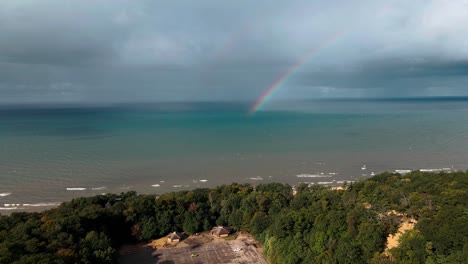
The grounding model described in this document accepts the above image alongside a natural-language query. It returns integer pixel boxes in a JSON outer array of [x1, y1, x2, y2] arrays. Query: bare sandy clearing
[[385, 213, 417, 254], [120, 232, 267, 264]]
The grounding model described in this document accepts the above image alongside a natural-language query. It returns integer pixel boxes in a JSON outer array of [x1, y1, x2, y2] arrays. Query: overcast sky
[[1, 0, 468, 104]]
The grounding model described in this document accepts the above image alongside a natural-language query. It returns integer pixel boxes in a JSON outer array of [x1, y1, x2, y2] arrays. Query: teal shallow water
[[1, 99, 468, 210]]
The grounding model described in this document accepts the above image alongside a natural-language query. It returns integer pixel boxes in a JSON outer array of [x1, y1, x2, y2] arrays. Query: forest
[[0, 171, 467, 263]]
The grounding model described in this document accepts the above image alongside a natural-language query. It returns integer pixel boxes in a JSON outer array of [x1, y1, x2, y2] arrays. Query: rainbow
[[248, 32, 344, 114]]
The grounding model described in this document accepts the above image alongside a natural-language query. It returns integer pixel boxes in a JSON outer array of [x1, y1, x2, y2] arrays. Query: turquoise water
[[1, 98, 468, 210]]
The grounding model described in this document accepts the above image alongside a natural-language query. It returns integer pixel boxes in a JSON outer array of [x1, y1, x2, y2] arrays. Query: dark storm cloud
[[293, 59, 468, 90], [1, 0, 468, 103], [0, 1, 122, 66]]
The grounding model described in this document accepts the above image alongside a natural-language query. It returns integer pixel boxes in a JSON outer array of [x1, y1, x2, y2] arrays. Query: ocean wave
[[91, 186, 106, 190], [0, 207, 20, 210], [2, 202, 61, 209], [4, 203, 21, 207], [297, 174, 332, 178], [66, 187, 87, 191], [151, 184, 160, 187], [248, 177, 263, 181], [335, 180, 353, 184], [172, 185, 182, 188], [0, 192, 12, 197], [317, 182, 334, 185], [313, 162, 326, 165], [22, 202, 61, 207], [199, 179, 208, 183], [419, 168, 451, 172]]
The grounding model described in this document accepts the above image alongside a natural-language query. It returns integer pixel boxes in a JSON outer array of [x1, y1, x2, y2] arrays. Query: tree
[[390, 230, 426, 264]]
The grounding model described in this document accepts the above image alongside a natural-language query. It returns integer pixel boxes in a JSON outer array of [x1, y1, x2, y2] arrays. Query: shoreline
[[1, 167, 462, 214]]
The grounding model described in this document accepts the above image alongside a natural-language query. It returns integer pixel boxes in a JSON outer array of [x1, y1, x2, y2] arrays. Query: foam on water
[[395, 169, 412, 174], [1, 202, 61, 210], [419, 168, 452, 172], [0, 207, 19, 210], [297, 174, 332, 178], [66, 187, 87, 191], [91, 186, 106, 190], [22, 202, 61, 207], [0, 192, 12, 197]]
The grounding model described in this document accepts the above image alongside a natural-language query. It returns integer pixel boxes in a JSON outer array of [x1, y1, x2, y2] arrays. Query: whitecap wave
[[22, 202, 61, 207], [395, 169, 411, 174], [172, 185, 182, 188], [3, 203, 21, 207], [297, 174, 332, 178], [1, 202, 61, 210], [151, 184, 160, 187], [317, 182, 334, 185], [0, 207, 20, 210], [66, 187, 87, 191], [199, 179, 208, 183], [313, 162, 326, 165], [420, 168, 449, 172], [91, 186, 106, 190], [0, 192, 12, 197], [248, 177, 263, 181]]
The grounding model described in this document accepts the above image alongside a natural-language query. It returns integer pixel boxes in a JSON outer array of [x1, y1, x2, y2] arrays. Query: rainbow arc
[[248, 32, 344, 115]]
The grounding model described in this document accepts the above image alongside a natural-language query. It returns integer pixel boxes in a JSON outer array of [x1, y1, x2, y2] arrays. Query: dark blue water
[[1, 98, 468, 211]]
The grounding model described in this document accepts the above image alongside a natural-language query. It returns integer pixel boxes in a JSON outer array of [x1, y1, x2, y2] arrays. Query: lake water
[[1, 98, 468, 211]]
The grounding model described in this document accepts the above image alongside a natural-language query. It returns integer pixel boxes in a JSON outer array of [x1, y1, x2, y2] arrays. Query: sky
[[1, 0, 468, 104]]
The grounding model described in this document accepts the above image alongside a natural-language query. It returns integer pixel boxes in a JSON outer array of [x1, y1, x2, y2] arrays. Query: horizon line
[[1, 95, 468, 108]]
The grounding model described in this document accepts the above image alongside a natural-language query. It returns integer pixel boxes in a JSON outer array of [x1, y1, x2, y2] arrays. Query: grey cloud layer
[[1, 0, 467, 103]]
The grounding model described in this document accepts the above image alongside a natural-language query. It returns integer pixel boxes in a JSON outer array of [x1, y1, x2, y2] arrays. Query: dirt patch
[[120, 232, 268, 264], [183, 233, 214, 247], [384, 213, 417, 254], [147, 237, 169, 249], [119, 242, 155, 263]]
